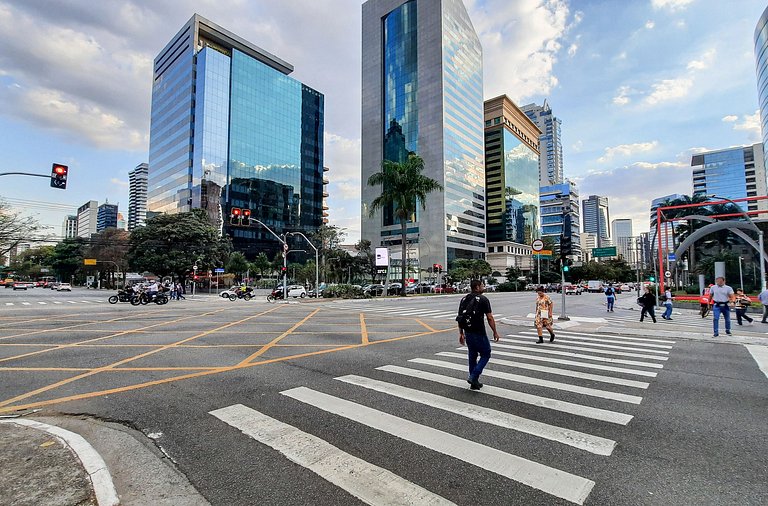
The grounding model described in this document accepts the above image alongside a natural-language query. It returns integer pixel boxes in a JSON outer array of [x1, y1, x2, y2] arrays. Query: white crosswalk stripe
[[5, 303, 12, 306], [483, 349, 658, 377], [537, 329, 675, 346], [464, 345, 665, 369], [210, 404, 456, 506], [515, 333, 670, 354], [281, 386, 596, 505], [37, 302, 47, 305], [497, 339, 669, 361]]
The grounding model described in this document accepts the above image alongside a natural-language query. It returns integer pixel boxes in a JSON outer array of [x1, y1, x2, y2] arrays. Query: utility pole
[[558, 212, 572, 321]]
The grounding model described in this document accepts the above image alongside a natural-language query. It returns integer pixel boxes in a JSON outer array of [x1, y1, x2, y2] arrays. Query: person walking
[[176, 282, 186, 300], [661, 288, 674, 320], [638, 286, 657, 323], [734, 288, 754, 326], [604, 283, 616, 312], [534, 286, 555, 343], [708, 276, 735, 337], [759, 286, 768, 323], [456, 280, 501, 390]]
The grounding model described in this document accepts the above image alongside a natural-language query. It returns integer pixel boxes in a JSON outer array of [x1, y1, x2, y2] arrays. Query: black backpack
[[456, 295, 481, 330], [605, 287, 614, 296]]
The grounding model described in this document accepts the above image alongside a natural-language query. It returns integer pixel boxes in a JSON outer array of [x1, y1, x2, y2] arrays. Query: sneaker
[[726, 331, 732, 335], [470, 379, 483, 390], [713, 334, 719, 337]]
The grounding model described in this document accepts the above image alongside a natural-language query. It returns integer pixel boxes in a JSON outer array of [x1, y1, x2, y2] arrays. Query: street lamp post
[[738, 256, 744, 290], [251, 218, 288, 300], [286, 231, 319, 298]]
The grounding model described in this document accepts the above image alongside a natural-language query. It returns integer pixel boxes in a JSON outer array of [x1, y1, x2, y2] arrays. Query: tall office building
[[76, 201, 98, 238], [539, 181, 581, 259], [484, 95, 541, 245], [691, 144, 767, 211], [611, 218, 633, 261], [582, 195, 611, 247], [520, 100, 563, 186], [61, 215, 78, 239], [147, 14, 324, 257], [128, 163, 148, 231], [361, 0, 485, 273], [755, 5, 768, 158], [96, 202, 118, 232], [650, 193, 683, 257]]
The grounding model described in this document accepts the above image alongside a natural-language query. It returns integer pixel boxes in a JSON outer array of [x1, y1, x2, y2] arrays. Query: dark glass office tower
[[147, 14, 324, 257]]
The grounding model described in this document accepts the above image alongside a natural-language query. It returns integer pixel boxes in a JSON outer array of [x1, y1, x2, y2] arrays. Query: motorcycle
[[108, 289, 133, 304], [266, 288, 285, 302], [229, 287, 253, 301], [132, 290, 169, 305]]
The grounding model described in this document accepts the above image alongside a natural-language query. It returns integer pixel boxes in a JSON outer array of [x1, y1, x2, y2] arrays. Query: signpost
[[592, 246, 617, 258], [531, 240, 544, 285], [531, 239, 544, 252], [665, 270, 671, 279]]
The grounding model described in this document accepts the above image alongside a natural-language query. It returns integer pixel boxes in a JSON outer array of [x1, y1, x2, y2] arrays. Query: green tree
[[0, 200, 48, 261], [127, 210, 231, 281], [11, 245, 55, 278], [355, 239, 377, 282], [367, 154, 443, 295], [50, 238, 87, 282], [251, 252, 271, 278], [85, 228, 130, 288], [226, 252, 250, 282]]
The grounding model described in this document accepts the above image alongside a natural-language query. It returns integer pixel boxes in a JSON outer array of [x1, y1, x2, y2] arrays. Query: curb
[[0, 418, 119, 506]]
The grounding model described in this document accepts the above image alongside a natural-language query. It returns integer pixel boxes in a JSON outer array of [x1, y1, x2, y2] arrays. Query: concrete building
[[76, 201, 98, 238], [96, 202, 118, 232], [520, 100, 563, 186], [580, 232, 598, 262], [322, 166, 330, 225], [582, 195, 611, 247], [361, 0, 485, 275], [147, 14, 324, 258], [755, 5, 768, 159], [691, 144, 767, 212], [61, 215, 78, 239], [128, 163, 148, 231], [611, 218, 633, 261], [539, 181, 581, 259], [484, 95, 541, 247], [116, 213, 128, 231], [486, 241, 533, 277]]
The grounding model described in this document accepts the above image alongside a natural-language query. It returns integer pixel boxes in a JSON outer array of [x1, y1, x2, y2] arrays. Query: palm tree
[[367, 153, 443, 295]]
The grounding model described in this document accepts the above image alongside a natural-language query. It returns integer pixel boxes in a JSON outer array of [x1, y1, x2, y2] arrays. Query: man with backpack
[[456, 280, 501, 390], [604, 283, 616, 312]]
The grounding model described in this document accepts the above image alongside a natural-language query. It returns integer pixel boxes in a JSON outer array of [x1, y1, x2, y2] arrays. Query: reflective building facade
[[691, 144, 767, 212], [521, 100, 563, 186], [755, 5, 768, 158], [147, 14, 324, 257], [582, 195, 611, 248], [362, 0, 484, 274], [539, 182, 582, 259], [96, 202, 118, 233], [484, 95, 541, 245]]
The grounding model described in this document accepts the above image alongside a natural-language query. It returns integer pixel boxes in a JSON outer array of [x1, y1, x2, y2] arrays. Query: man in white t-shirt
[[708, 277, 735, 337]]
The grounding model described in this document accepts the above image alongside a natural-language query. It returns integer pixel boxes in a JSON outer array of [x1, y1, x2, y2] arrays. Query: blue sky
[[0, 0, 765, 243]]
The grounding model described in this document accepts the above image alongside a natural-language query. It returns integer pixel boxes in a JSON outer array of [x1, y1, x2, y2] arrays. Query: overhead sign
[[214, 268, 225, 273], [531, 239, 544, 252], [375, 247, 389, 267], [667, 253, 677, 261], [592, 247, 617, 258], [83, 258, 97, 266], [533, 250, 553, 256]]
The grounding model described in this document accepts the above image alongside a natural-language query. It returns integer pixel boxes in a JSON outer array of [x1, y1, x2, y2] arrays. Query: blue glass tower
[[148, 14, 324, 257], [755, 5, 768, 158]]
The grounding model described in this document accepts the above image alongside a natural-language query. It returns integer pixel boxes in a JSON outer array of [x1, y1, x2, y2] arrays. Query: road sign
[[668, 253, 677, 261], [214, 268, 225, 273], [193, 265, 198, 271], [83, 258, 97, 266], [531, 239, 544, 252], [533, 250, 553, 256], [592, 246, 617, 258], [665, 270, 672, 278]]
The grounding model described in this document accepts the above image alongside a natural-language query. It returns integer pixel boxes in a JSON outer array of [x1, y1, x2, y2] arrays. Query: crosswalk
[[2, 299, 103, 307], [210, 327, 676, 504], [600, 310, 744, 332], [325, 302, 511, 321]]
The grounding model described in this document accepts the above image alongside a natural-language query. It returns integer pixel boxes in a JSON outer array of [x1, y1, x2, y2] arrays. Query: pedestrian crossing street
[[210, 328, 677, 505], [325, 302, 512, 321]]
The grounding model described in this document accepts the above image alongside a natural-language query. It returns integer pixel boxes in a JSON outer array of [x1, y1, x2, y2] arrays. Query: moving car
[[434, 284, 455, 294], [56, 283, 72, 291], [4, 278, 14, 288], [286, 285, 307, 298], [13, 281, 32, 290], [564, 284, 582, 295], [587, 280, 603, 293]]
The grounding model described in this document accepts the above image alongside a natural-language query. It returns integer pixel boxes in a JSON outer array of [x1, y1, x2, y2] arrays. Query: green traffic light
[[649, 276, 656, 282], [563, 266, 569, 272]]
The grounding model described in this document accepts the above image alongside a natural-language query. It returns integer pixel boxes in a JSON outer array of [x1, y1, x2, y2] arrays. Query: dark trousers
[[465, 332, 491, 382], [762, 305, 768, 323], [640, 306, 656, 323], [735, 308, 753, 325]]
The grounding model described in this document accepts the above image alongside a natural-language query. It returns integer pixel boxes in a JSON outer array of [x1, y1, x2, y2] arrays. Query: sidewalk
[[0, 414, 209, 506]]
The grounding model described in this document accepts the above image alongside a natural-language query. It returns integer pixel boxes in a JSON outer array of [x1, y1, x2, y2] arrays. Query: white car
[[564, 284, 579, 295], [287, 285, 307, 298], [57, 283, 72, 291]]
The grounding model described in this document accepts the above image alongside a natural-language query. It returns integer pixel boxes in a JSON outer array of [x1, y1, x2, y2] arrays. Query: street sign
[[83, 258, 97, 266], [533, 250, 553, 256], [592, 246, 617, 258], [214, 268, 225, 273], [531, 239, 544, 252], [665, 271, 672, 278], [668, 253, 677, 261], [193, 265, 198, 271]]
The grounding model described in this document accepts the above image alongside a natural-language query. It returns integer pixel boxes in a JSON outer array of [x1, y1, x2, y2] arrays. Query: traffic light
[[433, 263, 442, 272], [50, 163, 68, 189], [230, 207, 242, 225], [560, 236, 573, 257], [649, 275, 656, 282], [280, 266, 287, 274], [563, 258, 573, 272], [242, 208, 252, 225]]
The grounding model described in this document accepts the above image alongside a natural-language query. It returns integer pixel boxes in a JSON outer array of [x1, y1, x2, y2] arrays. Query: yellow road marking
[[0, 326, 451, 414], [237, 308, 320, 365], [415, 319, 438, 332], [360, 313, 368, 344]]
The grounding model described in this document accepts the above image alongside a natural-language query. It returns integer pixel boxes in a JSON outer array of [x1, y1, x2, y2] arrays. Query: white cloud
[[572, 140, 583, 152], [645, 20, 655, 29], [598, 141, 659, 163], [721, 115, 739, 123], [644, 77, 694, 105], [324, 133, 360, 183], [110, 177, 130, 188], [567, 43, 578, 57], [613, 85, 633, 106], [686, 48, 716, 70], [651, 0, 695, 11], [731, 110, 762, 143]]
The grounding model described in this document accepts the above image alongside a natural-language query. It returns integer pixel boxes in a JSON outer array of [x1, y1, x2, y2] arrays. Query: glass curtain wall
[[501, 129, 539, 244]]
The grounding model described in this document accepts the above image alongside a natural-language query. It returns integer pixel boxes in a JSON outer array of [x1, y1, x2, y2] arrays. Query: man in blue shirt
[[604, 283, 616, 312], [708, 277, 735, 337]]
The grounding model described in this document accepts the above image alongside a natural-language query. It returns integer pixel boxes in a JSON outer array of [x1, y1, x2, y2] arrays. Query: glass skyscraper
[[582, 195, 611, 248], [128, 163, 148, 231], [484, 95, 540, 245], [540, 182, 581, 258], [96, 202, 119, 232], [755, 5, 768, 158], [147, 14, 324, 257], [362, 0, 484, 274], [520, 100, 563, 186], [691, 144, 767, 212]]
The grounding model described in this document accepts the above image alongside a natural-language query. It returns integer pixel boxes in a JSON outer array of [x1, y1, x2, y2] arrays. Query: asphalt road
[[0, 288, 766, 505]]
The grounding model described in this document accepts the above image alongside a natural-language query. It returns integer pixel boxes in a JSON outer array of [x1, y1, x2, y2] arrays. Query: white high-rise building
[[61, 215, 77, 239], [521, 100, 563, 186], [128, 163, 148, 231], [582, 195, 611, 248], [76, 201, 98, 238], [611, 218, 633, 261]]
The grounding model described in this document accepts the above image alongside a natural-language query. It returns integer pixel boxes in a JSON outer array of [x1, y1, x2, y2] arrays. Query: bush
[[496, 282, 519, 292], [323, 284, 365, 299], [684, 285, 700, 294]]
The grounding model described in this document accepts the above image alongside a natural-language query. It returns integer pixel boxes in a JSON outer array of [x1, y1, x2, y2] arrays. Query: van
[[587, 280, 603, 293]]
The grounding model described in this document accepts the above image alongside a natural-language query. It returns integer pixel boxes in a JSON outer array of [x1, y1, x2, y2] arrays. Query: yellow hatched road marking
[[237, 309, 320, 365]]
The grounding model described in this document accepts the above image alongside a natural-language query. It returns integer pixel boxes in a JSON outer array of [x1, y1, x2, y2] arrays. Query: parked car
[[56, 283, 72, 291], [387, 283, 403, 295], [587, 280, 603, 293], [50, 282, 60, 290], [564, 284, 581, 295], [13, 281, 32, 290], [620, 284, 630, 292], [363, 284, 385, 296], [3, 278, 14, 288], [406, 282, 432, 294], [434, 284, 455, 294], [286, 285, 306, 298]]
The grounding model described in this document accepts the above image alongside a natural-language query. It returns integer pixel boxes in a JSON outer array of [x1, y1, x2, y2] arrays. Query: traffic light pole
[[251, 218, 288, 300], [559, 265, 569, 321]]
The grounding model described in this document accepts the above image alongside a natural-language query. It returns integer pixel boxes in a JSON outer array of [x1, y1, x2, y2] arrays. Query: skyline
[[0, 0, 765, 243]]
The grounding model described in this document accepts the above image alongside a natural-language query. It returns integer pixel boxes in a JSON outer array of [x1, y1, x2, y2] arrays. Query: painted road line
[[519, 330, 674, 351], [497, 340, 668, 361], [1, 418, 119, 506], [537, 330, 675, 345], [4, 303, 12, 306], [53, 301, 62, 304], [745, 345, 768, 380], [210, 404, 455, 506], [475, 349, 658, 378], [336, 375, 616, 456], [480, 344, 664, 369], [281, 387, 595, 505], [21, 302, 31, 306], [377, 365, 633, 425], [37, 302, 47, 305], [68, 301, 78, 304], [435, 352, 650, 389], [507, 333, 672, 355], [80, 301, 92, 304], [409, 359, 643, 404]]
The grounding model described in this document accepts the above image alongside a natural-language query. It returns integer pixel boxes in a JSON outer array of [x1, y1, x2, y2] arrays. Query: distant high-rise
[[361, 0, 485, 271], [539, 181, 581, 259], [76, 201, 98, 238], [650, 194, 683, 256], [521, 100, 563, 186], [484, 95, 541, 245], [128, 163, 148, 231], [691, 144, 767, 211], [582, 195, 610, 247], [147, 14, 324, 258], [96, 202, 118, 232], [611, 218, 633, 261], [754, 5, 768, 158], [61, 215, 78, 239]]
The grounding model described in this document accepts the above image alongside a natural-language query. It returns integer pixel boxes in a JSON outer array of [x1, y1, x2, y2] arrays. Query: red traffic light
[[53, 165, 67, 175], [243, 209, 251, 217], [231, 208, 242, 216], [50, 163, 68, 190]]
